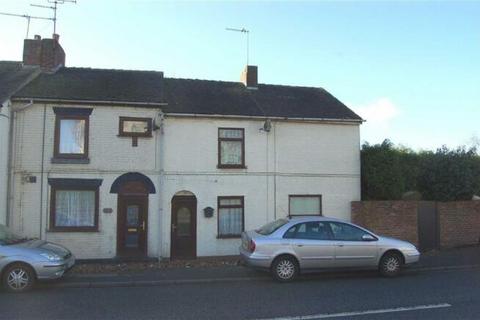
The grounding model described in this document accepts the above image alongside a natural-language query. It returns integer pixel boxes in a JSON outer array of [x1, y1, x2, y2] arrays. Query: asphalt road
[[1, 268, 479, 320]]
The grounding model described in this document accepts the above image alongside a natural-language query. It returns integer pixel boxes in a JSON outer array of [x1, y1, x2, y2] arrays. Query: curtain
[[219, 207, 243, 235], [60, 119, 85, 154], [290, 196, 321, 215], [220, 141, 242, 164], [55, 190, 95, 227]]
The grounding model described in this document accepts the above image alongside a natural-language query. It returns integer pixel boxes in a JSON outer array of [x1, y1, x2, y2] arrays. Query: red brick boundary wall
[[351, 201, 419, 246], [439, 201, 480, 248], [352, 201, 480, 249]]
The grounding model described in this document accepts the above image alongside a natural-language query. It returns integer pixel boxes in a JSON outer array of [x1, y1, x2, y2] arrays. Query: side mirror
[[362, 234, 376, 241]]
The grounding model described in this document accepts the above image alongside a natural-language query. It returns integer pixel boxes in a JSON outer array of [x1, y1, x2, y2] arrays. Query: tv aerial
[[226, 27, 250, 65], [0, 12, 53, 38], [30, 0, 77, 35]]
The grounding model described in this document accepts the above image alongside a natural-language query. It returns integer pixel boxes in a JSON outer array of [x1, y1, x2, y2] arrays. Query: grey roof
[[163, 78, 362, 121], [14, 66, 362, 121], [14, 67, 164, 104], [0, 61, 39, 104]]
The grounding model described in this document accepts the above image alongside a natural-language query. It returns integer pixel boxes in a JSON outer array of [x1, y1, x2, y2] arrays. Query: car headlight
[[40, 253, 62, 262]]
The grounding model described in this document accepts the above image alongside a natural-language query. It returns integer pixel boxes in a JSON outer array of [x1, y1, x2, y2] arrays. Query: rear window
[[256, 219, 289, 235]]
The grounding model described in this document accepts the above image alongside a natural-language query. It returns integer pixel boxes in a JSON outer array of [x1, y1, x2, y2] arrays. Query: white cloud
[[349, 98, 401, 144], [353, 98, 400, 125]]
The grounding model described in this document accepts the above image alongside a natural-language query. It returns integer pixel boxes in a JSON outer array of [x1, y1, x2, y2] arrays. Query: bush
[[361, 140, 480, 201]]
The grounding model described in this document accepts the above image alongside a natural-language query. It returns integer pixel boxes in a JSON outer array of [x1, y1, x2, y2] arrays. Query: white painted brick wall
[[10, 102, 361, 259], [10, 102, 161, 259], [0, 102, 10, 225], [160, 117, 361, 257]]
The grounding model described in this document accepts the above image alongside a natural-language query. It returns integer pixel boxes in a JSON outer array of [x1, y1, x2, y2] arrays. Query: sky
[[0, 0, 479, 151]]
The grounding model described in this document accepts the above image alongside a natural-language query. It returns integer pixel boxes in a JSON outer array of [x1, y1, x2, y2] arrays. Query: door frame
[[117, 194, 149, 257], [170, 195, 197, 259]]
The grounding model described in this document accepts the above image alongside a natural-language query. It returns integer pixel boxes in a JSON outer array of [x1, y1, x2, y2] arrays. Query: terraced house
[[2, 35, 363, 260]]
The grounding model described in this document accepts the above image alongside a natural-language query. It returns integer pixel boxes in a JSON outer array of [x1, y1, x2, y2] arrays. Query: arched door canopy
[[110, 172, 156, 194]]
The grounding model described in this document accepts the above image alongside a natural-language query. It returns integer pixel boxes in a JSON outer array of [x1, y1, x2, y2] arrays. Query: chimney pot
[[53, 34, 60, 42], [241, 65, 258, 89], [34, 35, 41, 40]]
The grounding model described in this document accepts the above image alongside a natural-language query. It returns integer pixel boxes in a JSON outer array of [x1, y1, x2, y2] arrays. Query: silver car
[[0, 224, 75, 292], [240, 216, 420, 282]]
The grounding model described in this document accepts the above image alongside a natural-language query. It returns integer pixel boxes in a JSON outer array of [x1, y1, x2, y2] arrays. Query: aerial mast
[[31, 0, 76, 35], [226, 27, 250, 65]]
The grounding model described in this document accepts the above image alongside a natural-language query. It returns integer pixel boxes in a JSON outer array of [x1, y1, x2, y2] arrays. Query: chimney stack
[[23, 34, 65, 72], [241, 65, 258, 89]]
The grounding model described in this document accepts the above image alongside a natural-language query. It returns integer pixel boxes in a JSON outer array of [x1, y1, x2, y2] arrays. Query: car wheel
[[272, 256, 299, 282], [2, 263, 36, 293], [379, 252, 403, 277]]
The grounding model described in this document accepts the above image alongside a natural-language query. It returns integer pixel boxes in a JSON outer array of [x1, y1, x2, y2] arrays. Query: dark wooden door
[[417, 201, 438, 252], [171, 196, 197, 259], [117, 196, 148, 257]]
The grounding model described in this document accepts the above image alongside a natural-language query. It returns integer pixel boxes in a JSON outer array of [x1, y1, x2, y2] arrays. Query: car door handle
[[296, 244, 304, 247], [337, 244, 344, 247]]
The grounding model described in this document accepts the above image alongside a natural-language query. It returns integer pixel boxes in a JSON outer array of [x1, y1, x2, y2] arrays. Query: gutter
[[12, 97, 167, 108], [164, 112, 364, 124]]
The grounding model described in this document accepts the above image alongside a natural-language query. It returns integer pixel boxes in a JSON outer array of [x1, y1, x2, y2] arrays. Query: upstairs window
[[119, 117, 152, 137], [53, 107, 92, 160], [289, 195, 322, 216], [218, 128, 245, 168]]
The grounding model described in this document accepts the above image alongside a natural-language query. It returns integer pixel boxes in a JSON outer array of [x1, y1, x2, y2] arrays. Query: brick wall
[[352, 201, 419, 246], [439, 201, 480, 248]]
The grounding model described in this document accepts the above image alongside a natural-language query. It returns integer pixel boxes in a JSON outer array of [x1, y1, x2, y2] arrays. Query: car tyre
[[271, 255, 299, 282], [2, 263, 36, 293], [379, 252, 403, 277]]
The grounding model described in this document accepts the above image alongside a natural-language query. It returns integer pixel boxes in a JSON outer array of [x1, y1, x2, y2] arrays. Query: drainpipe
[[157, 110, 165, 258], [38, 104, 47, 239], [6, 100, 33, 227]]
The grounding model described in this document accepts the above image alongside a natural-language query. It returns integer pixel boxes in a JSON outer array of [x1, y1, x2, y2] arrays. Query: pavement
[[41, 245, 480, 289]]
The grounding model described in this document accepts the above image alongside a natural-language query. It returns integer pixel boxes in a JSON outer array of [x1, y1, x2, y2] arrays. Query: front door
[[117, 196, 148, 257], [171, 196, 197, 259]]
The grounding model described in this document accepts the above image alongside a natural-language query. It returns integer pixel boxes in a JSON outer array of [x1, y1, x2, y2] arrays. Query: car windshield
[[256, 219, 289, 235], [0, 224, 27, 245]]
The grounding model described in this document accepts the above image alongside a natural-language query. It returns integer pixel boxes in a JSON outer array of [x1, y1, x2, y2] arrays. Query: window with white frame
[[217, 196, 244, 237], [289, 195, 322, 216]]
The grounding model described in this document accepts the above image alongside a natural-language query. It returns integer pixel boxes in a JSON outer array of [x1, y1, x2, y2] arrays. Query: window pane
[[177, 207, 192, 237], [290, 222, 331, 240], [55, 190, 95, 227], [59, 119, 85, 154], [329, 222, 367, 241], [219, 207, 243, 235], [122, 120, 149, 133], [219, 198, 242, 206], [219, 129, 243, 139], [290, 196, 321, 215], [220, 141, 242, 165]]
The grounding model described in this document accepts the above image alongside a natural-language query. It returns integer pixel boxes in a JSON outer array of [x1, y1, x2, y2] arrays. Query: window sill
[[48, 227, 99, 233], [217, 165, 247, 169], [117, 134, 152, 138], [51, 158, 90, 164], [217, 235, 242, 239]]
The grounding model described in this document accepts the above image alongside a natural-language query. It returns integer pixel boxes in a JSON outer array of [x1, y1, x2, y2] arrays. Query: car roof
[[287, 215, 347, 223]]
